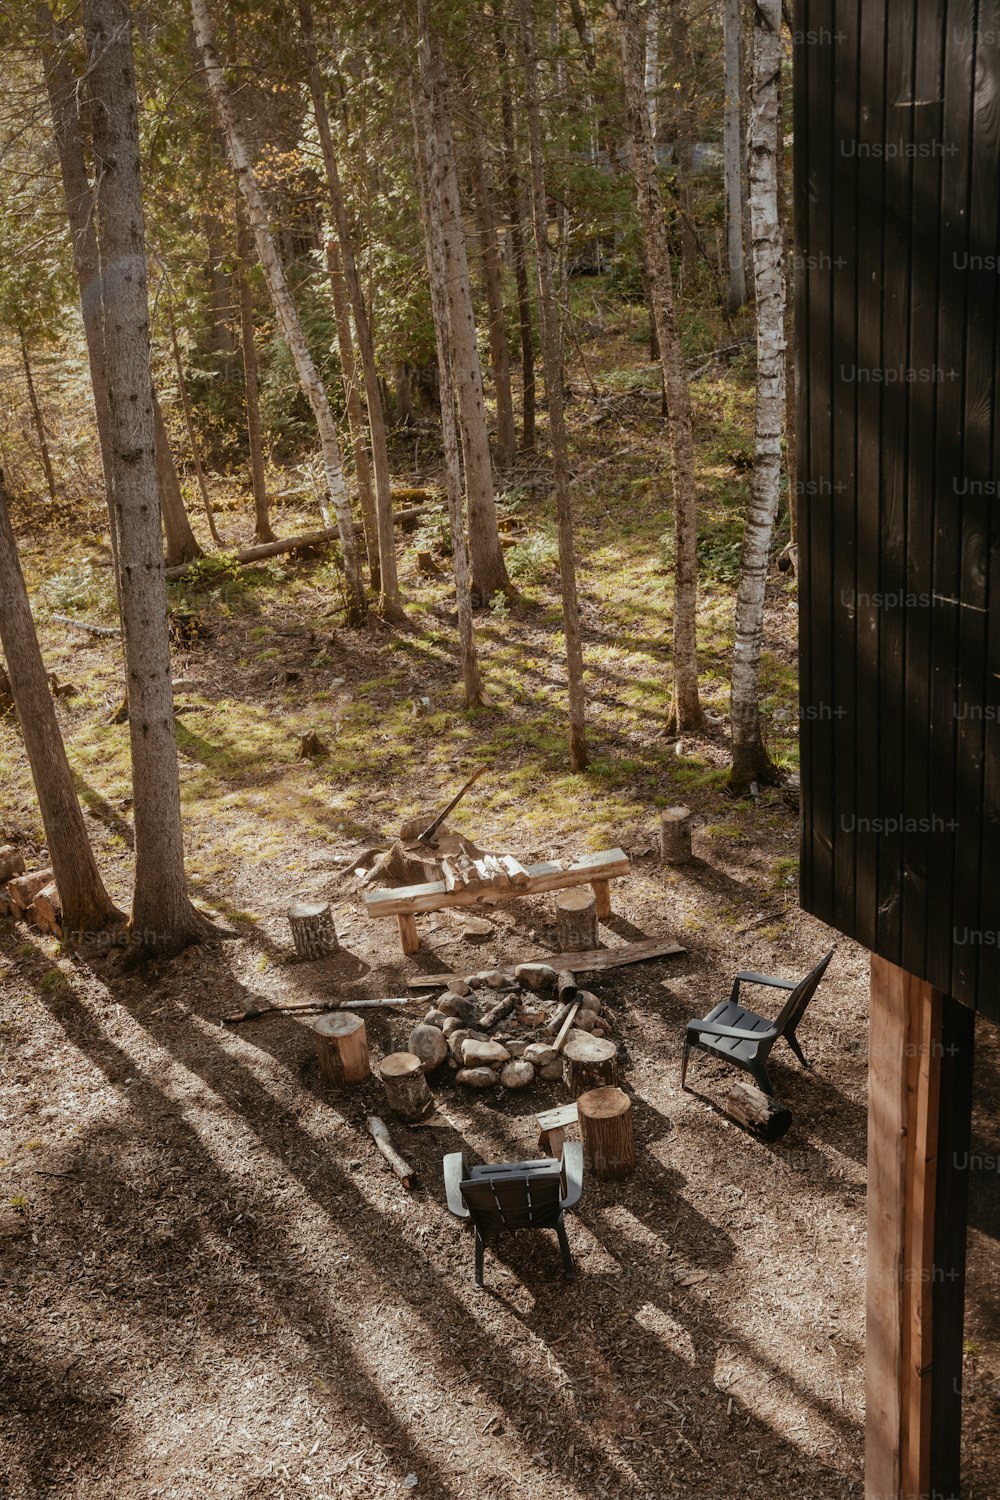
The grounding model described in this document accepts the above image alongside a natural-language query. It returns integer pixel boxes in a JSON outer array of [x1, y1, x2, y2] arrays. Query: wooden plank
[[364, 849, 630, 918], [902, 982, 941, 1500], [404, 935, 686, 987]]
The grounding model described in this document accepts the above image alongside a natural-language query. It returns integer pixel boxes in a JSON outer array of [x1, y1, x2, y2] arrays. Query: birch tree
[[189, 0, 367, 623], [723, 0, 747, 311], [618, 0, 702, 731], [729, 0, 786, 789], [84, 0, 207, 956], [417, 0, 511, 605], [234, 204, 275, 544], [0, 479, 122, 941], [519, 0, 587, 769]]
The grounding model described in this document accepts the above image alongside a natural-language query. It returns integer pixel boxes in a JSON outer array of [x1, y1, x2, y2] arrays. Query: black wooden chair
[[681, 949, 834, 1096], [443, 1144, 584, 1288]]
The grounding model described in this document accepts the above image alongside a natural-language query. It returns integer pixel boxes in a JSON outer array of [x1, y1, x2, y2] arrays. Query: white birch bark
[[619, 0, 703, 730], [729, 0, 786, 788], [644, 0, 659, 140], [723, 0, 747, 311], [189, 0, 367, 624]]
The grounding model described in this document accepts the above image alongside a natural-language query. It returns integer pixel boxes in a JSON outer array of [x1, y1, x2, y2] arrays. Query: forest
[[0, 1, 997, 1498]]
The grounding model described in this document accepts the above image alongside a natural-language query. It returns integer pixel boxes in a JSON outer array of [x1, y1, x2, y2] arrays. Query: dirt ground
[[3, 813, 998, 1499]]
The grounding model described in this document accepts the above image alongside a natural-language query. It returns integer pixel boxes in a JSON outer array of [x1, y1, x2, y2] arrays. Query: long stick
[[221, 997, 410, 1025], [366, 1115, 417, 1189]]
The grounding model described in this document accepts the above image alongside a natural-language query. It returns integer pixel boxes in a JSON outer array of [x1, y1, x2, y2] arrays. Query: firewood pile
[[0, 846, 61, 936], [403, 961, 615, 1093]]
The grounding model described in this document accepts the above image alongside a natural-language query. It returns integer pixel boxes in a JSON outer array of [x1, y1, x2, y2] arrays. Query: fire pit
[[403, 961, 617, 1092]]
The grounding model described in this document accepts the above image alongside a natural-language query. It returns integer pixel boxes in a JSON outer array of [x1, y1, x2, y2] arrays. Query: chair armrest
[[443, 1152, 470, 1218], [735, 970, 798, 990], [560, 1141, 584, 1210], [686, 1017, 779, 1043]]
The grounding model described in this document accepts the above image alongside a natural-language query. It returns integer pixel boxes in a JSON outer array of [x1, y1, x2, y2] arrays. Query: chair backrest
[[460, 1163, 563, 1234], [774, 948, 834, 1036]]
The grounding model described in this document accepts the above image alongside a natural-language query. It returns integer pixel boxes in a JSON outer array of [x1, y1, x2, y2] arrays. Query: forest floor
[[1, 295, 998, 1498]]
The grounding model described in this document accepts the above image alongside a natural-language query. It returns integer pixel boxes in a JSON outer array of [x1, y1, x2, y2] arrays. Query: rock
[[539, 1058, 565, 1082], [448, 1056, 460, 1071], [407, 1023, 449, 1072], [505, 1040, 527, 1057], [441, 1017, 464, 1037], [461, 916, 494, 939], [577, 991, 601, 1014], [573, 1010, 596, 1032], [500, 1059, 535, 1090], [438, 994, 479, 1024], [456, 1066, 497, 1089], [467, 971, 493, 986], [461, 1038, 510, 1069], [483, 969, 509, 988], [523, 1043, 558, 1068], [423, 1008, 449, 1027], [446, 978, 472, 996], [448, 1028, 473, 1057], [515, 962, 559, 990]]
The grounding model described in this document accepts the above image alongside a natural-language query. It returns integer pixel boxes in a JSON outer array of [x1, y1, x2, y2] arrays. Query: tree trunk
[[153, 388, 201, 567], [644, 0, 659, 139], [519, 0, 588, 769], [496, 26, 536, 452], [469, 139, 517, 468], [666, 0, 697, 288], [167, 303, 221, 545], [325, 234, 380, 590], [0, 478, 121, 941], [18, 329, 58, 503], [723, 0, 747, 311], [297, 0, 403, 622], [235, 203, 275, 543], [729, 0, 786, 791], [777, 64, 796, 544], [189, 0, 366, 624], [417, 3, 511, 605], [411, 79, 487, 708], [202, 211, 236, 374], [619, 0, 702, 731], [84, 0, 207, 957]]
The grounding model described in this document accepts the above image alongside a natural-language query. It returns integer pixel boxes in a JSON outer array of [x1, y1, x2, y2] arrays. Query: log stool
[[556, 887, 599, 950], [287, 900, 339, 959], [578, 1086, 635, 1180], [562, 1033, 620, 1096], [378, 1051, 434, 1121], [660, 806, 694, 864], [313, 1011, 369, 1086]]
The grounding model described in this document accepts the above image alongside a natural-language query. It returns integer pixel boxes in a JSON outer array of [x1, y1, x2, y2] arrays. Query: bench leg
[[591, 879, 612, 920], [397, 913, 420, 954]]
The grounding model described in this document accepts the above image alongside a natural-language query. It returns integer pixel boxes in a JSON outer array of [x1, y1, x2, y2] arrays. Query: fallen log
[[52, 614, 121, 637], [164, 509, 436, 581], [0, 846, 26, 884], [7, 869, 53, 915], [722, 1082, 792, 1142], [406, 936, 686, 988], [366, 1115, 418, 1189]]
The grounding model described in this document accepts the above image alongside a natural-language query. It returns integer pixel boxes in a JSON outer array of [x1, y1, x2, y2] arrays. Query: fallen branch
[[366, 1115, 417, 1190], [221, 997, 411, 1026], [52, 614, 121, 637], [164, 506, 437, 581]]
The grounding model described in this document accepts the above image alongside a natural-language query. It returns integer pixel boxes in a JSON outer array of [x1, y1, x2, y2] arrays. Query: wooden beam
[[866, 956, 974, 1500], [404, 935, 686, 987]]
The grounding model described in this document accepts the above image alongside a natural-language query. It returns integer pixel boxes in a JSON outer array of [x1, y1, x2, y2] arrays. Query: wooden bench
[[364, 847, 630, 955]]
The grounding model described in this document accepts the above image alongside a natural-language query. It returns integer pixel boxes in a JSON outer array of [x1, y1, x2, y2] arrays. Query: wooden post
[[562, 1033, 619, 1096], [397, 912, 420, 954], [313, 1011, 369, 1085], [287, 900, 339, 958], [556, 886, 598, 950], [378, 1051, 434, 1121], [659, 806, 693, 863], [865, 956, 974, 1500], [590, 877, 612, 919], [578, 1086, 635, 1180]]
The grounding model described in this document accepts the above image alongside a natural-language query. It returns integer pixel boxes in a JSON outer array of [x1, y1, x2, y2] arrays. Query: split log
[[456, 853, 484, 890], [483, 855, 510, 890], [366, 1115, 418, 1188], [500, 855, 531, 888], [660, 806, 694, 864], [7, 869, 53, 914], [563, 1033, 620, 1097], [397, 912, 420, 954], [556, 887, 598, 951], [441, 858, 461, 893], [0, 846, 26, 884], [313, 1011, 369, 1085], [287, 900, 339, 959], [379, 1051, 434, 1121], [578, 1086, 635, 1180], [30, 881, 62, 937], [722, 1081, 792, 1142]]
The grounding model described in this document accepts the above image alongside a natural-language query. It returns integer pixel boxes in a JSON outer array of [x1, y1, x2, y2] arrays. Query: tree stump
[[287, 900, 339, 959], [660, 806, 694, 864], [314, 1011, 369, 1086], [556, 887, 598, 951], [562, 1033, 620, 1096], [722, 1081, 792, 1142], [578, 1086, 635, 1180], [378, 1051, 434, 1121]]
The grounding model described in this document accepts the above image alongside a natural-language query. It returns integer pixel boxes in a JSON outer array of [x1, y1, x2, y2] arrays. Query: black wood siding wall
[[795, 0, 1000, 1023]]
